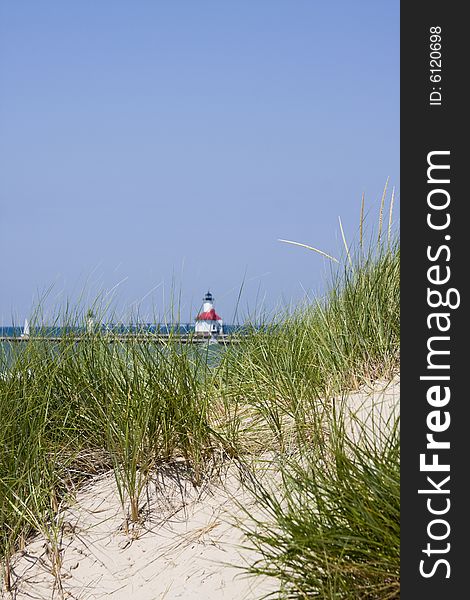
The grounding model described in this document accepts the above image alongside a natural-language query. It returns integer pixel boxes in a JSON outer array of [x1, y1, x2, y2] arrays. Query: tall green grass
[[218, 238, 399, 457], [0, 323, 230, 590], [229, 192, 400, 598], [241, 411, 400, 599]]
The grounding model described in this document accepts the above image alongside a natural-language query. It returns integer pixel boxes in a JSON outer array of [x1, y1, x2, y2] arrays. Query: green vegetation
[[0, 197, 399, 598], [240, 401, 400, 600]]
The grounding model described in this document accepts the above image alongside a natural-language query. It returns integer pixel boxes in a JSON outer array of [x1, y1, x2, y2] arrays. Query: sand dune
[[4, 378, 399, 600]]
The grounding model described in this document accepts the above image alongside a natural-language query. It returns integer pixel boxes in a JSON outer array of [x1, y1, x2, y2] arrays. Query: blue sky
[[0, 1, 399, 324]]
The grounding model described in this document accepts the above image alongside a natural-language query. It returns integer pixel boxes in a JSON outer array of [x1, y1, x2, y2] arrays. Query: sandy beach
[[3, 379, 398, 600]]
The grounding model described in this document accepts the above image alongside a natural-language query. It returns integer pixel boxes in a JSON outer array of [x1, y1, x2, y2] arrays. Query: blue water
[[0, 323, 251, 374]]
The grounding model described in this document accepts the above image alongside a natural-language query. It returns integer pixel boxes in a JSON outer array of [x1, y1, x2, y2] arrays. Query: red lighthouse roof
[[196, 308, 222, 321]]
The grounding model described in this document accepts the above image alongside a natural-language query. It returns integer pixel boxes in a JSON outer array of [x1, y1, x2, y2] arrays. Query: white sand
[[340, 375, 399, 444], [3, 378, 399, 600], [6, 466, 278, 600]]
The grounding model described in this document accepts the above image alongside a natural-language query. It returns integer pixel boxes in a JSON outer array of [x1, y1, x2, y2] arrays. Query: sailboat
[[21, 318, 30, 338]]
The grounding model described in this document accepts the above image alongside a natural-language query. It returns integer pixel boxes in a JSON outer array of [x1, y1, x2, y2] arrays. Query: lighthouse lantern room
[[195, 291, 223, 336]]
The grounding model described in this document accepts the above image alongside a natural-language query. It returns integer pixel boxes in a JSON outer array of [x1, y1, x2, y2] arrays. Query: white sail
[[21, 318, 30, 338]]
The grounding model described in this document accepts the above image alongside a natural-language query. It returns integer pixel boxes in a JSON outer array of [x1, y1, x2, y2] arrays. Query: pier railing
[[0, 333, 243, 345]]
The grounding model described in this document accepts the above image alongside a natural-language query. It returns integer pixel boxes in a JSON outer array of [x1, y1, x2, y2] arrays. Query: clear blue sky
[[0, 0, 399, 325]]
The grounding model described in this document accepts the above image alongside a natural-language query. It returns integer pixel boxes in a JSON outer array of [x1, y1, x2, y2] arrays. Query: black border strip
[[401, 3, 466, 597]]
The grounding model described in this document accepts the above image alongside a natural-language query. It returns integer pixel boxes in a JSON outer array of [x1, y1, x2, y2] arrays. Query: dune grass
[[224, 196, 400, 598], [239, 395, 400, 600], [223, 193, 400, 598], [1, 197, 399, 598], [0, 329, 229, 591]]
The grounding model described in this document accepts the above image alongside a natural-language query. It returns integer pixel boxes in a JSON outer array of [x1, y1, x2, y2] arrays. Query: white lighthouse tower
[[195, 291, 223, 336]]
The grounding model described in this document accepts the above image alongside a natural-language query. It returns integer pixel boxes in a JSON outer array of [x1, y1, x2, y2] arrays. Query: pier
[[0, 333, 242, 345]]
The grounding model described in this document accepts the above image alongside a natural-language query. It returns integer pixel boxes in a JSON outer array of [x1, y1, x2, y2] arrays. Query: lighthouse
[[195, 291, 223, 336]]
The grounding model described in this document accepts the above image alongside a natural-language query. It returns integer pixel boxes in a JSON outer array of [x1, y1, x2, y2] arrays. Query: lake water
[[0, 323, 247, 374]]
